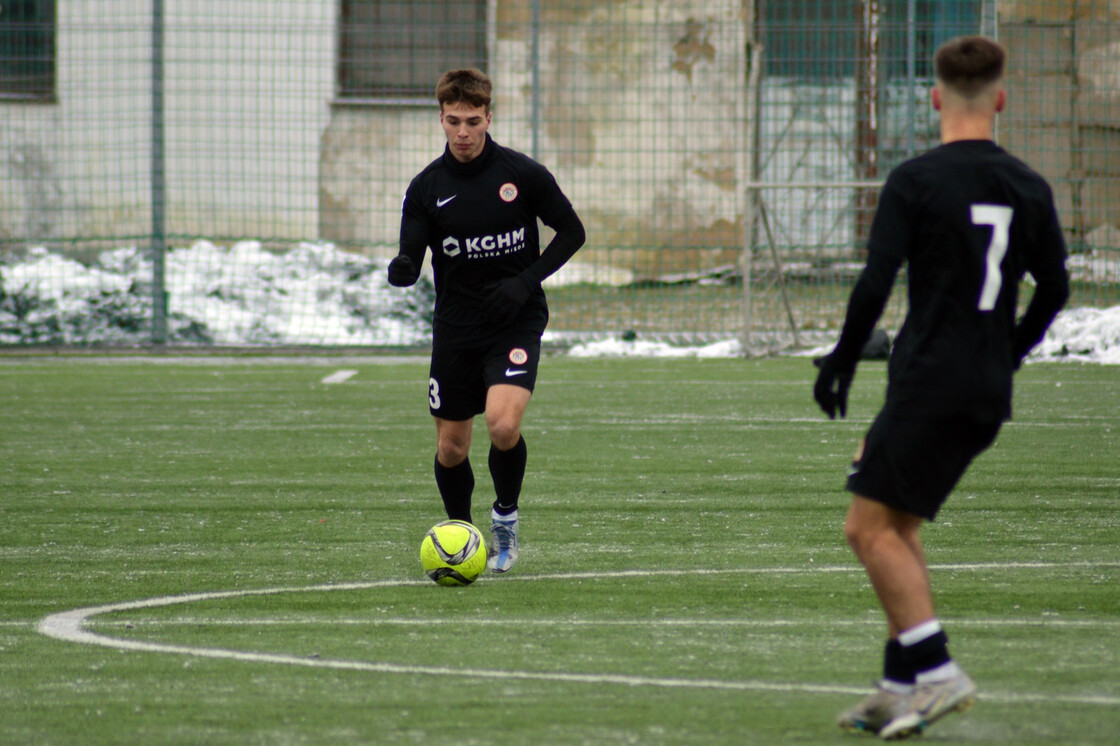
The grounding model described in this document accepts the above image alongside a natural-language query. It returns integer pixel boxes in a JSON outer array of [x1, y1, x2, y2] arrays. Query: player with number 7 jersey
[[840, 138, 1069, 422], [812, 36, 1069, 741]]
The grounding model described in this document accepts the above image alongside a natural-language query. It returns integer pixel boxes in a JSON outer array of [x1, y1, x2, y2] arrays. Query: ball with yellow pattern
[[419, 520, 487, 586]]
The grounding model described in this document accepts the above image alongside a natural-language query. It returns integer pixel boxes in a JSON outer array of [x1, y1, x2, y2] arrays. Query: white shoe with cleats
[[879, 671, 977, 741], [487, 512, 519, 573], [838, 682, 912, 734]]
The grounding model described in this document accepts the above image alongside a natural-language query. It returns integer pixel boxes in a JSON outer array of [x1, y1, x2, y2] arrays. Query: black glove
[[481, 274, 538, 326], [813, 353, 855, 420], [387, 255, 419, 287]]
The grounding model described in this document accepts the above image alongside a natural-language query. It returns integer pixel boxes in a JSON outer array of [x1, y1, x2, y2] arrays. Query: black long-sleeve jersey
[[833, 139, 1069, 422], [398, 134, 585, 348]]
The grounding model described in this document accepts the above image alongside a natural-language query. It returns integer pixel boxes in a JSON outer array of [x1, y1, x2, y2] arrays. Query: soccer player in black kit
[[812, 37, 1068, 739], [387, 69, 585, 574]]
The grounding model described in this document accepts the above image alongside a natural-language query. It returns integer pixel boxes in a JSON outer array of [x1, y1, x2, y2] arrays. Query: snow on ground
[[1031, 306, 1120, 364], [566, 337, 746, 359], [569, 307, 1120, 365], [1, 242, 435, 347], [1, 242, 1118, 364]]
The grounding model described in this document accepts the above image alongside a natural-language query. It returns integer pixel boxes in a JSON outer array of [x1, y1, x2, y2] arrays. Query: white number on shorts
[[428, 377, 441, 409], [971, 204, 1013, 312]]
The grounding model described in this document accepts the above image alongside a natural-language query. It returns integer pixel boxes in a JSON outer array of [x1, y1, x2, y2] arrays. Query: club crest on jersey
[[508, 348, 528, 365], [499, 183, 518, 202]]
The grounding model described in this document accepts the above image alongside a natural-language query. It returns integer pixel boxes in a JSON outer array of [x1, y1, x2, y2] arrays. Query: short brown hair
[[436, 68, 492, 112], [935, 36, 1006, 96]]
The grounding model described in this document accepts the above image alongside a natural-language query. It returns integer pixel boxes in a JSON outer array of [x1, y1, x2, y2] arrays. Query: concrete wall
[[0, 1, 334, 256], [0, 1, 150, 251], [2, 1, 1117, 262], [1000, 0, 1120, 247], [319, 0, 746, 274]]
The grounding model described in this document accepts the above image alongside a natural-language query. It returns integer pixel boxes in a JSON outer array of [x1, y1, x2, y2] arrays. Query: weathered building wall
[[319, 0, 746, 275], [3, 1, 1116, 262], [0, 2, 150, 253], [1000, 0, 1120, 248], [0, 1, 335, 256]]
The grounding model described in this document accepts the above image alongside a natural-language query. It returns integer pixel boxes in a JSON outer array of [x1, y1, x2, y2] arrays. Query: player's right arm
[[813, 174, 907, 418], [389, 182, 430, 287], [813, 246, 901, 418], [832, 171, 911, 370], [831, 248, 901, 369]]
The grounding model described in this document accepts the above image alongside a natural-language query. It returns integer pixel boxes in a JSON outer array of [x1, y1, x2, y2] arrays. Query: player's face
[[440, 101, 491, 163]]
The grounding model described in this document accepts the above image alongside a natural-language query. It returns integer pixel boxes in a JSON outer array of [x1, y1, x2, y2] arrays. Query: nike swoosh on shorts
[[505, 369, 528, 377]]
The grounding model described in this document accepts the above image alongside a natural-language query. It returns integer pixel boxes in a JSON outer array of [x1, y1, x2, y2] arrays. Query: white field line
[[320, 369, 358, 384], [80, 618, 1120, 629], [35, 564, 1120, 707]]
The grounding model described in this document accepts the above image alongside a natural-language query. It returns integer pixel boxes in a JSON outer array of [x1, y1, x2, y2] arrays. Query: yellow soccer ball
[[419, 520, 487, 586]]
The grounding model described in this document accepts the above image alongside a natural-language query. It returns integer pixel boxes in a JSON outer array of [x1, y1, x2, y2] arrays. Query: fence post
[[855, 0, 881, 254], [741, 41, 762, 352], [530, 0, 541, 161], [150, 0, 168, 345]]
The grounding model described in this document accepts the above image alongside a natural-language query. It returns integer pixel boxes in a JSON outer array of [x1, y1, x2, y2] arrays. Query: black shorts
[[846, 412, 1002, 521], [427, 331, 542, 420]]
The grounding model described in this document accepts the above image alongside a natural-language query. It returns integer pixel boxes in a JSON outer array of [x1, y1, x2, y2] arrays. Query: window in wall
[[339, 0, 488, 100], [761, 0, 980, 81], [0, 0, 55, 100]]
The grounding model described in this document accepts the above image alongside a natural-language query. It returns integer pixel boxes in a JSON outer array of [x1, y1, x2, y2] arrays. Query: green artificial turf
[[1, 355, 1117, 745]]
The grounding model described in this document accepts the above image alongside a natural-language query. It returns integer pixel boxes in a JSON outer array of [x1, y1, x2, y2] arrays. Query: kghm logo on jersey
[[442, 227, 526, 258], [509, 348, 528, 365], [499, 183, 518, 202]]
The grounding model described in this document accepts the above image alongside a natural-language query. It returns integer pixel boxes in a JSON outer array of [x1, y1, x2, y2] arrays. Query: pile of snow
[[567, 337, 744, 359], [1068, 247, 1120, 286], [0, 242, 434, 346], [2, 242, 1118, 364], [544, 260, 635, 288], [1031, 306, 1120, 364], [568, 307, 1120, 365]]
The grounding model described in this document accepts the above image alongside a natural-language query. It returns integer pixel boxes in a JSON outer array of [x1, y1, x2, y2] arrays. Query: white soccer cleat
[[487, 512, 519, 573], [879, 671, 977, 741], [837, 682, 912, 734]]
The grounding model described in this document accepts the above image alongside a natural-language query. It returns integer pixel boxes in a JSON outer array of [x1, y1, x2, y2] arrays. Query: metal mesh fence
[[0, 1, 1116, 348]]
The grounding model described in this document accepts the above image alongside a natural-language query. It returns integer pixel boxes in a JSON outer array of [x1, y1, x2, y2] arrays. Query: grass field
[[2, 354, 1118, 745]]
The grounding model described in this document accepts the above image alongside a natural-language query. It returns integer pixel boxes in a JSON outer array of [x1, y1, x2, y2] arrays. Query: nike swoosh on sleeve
[[505, 369, 528, 377]]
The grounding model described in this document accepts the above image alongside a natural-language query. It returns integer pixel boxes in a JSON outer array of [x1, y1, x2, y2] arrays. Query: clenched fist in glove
[[387, 255, 420, 287], [813, 353, 855, 420], [482, 274, 539, 326]]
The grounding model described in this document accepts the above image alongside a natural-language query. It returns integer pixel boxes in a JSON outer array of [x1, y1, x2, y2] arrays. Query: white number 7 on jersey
[[971, 204, 1013, 311]]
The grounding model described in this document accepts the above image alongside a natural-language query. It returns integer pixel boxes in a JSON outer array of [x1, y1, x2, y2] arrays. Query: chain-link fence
[[1, 1, 1117, 348]]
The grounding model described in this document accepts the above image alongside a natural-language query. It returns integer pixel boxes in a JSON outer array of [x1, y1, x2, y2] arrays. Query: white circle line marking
[[80, 617, 1120, 630], [36, 565, 1120, 707]]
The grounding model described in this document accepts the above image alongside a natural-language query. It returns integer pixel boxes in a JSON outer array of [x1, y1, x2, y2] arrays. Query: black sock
[[489, 436, 526, 516], [900, 628, 951, 678], [434, 455, 474, 523], [883, 638, 915, 686]]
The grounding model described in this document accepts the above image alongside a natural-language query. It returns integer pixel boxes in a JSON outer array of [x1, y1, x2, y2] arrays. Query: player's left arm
[[519, 164, 586, 286], [481, 164, 585, 324], [1012, 198, 1070, 367]]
